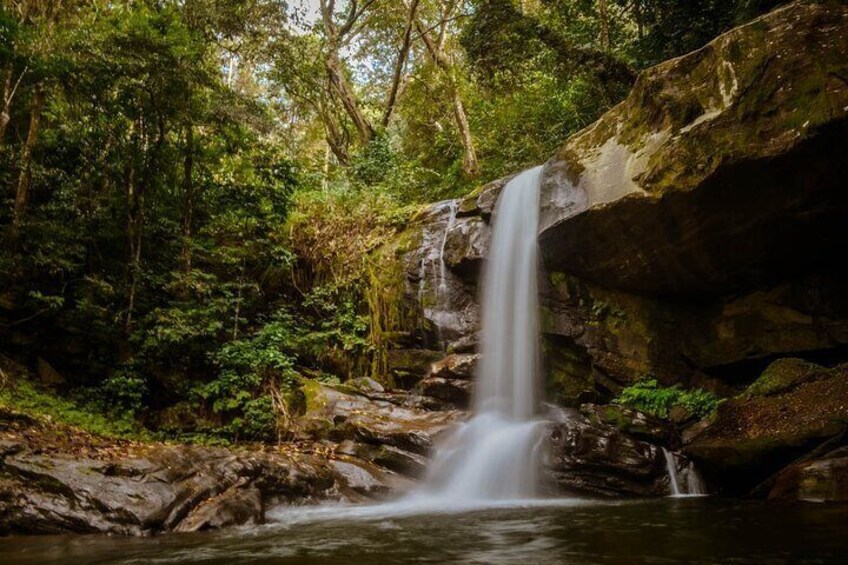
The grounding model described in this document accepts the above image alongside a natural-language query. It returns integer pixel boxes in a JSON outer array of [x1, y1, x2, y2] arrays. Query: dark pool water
[[2, 498, 847, 564]]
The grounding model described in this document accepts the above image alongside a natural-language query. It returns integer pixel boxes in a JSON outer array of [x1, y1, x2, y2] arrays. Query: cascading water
[[662, 447, 707, 497], [413, 165, 545, 502], [438, 200, 458, 294], [419, 200, 460, 350], [662, 448, 683, 496]]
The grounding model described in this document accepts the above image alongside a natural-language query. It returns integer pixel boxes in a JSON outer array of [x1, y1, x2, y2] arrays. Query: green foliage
[[99, 366, 149, 418], [193, 313, 300, 440], [0, 379, 147, 439], [614, 378, 722, 420]]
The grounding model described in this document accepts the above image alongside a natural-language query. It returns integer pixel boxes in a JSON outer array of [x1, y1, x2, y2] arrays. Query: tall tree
[[412, 0, 479, 178], [319, 0, 378, 145]]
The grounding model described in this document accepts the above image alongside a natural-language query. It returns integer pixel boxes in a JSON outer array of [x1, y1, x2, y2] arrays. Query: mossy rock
[[685, 365, 848, 494], [300, 380, 330, 414], [538, 1, 848, 295], [744, 358, 826, 398]]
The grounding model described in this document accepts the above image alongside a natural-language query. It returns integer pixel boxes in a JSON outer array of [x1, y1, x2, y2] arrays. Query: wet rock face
[[0, 445, 337, 536], [542, 406, 670, 497], [404, 201, 482, 353]]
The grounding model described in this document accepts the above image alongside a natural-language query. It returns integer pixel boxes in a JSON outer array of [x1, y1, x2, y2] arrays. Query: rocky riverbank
[[0, 380, 687, 535]]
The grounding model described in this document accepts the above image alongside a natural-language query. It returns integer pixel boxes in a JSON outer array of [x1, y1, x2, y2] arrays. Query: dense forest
[[0, 0, 791, 443]]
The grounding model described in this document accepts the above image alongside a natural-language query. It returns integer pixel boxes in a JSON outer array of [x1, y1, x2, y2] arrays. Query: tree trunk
[[0, 66, 12, 147], [126, 113, 165, 331], [319, 0, 375, 145], [324, 47, 374, 145], [12, 84, 45, 228], [633, 0, 644, 39], [125, 147, 140, 331], [414, 19, 479, 179], [382, 0, 420, 127], [450, 88, 479, 178], [598, 0, 611, 51], [320, 100, 350, 165], [181, 124, 195, 274]]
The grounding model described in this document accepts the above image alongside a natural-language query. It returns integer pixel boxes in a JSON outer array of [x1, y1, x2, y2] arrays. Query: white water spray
[[418, 200, 462, 350], [662, 447, 707, 497], [413, 166, 545, 503], [438, 200, 458, 294]]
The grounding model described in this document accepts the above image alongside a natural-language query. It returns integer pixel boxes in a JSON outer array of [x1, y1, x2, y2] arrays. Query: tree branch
[[382, 0, 420, 127]]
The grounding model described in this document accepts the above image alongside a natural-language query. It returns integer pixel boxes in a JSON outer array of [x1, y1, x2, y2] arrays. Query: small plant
[[99, 365, 148, 417], [194, 313, 302, 441], [614, 378, 722, 419]]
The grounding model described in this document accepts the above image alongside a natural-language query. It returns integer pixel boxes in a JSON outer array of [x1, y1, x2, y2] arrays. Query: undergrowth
[[0, 378, 148, 440]]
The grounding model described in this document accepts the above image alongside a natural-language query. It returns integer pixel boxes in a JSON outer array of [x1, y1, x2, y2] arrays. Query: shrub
[[97, 361, 151, 417], [193, 313, 301, 441], [614, 378, 722, 419]]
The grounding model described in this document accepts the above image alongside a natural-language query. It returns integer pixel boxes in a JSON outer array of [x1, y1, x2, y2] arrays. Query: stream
[[2, 498, 847, 564]]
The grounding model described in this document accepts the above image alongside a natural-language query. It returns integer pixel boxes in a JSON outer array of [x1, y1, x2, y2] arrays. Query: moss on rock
[[744, 358, 828, 398]]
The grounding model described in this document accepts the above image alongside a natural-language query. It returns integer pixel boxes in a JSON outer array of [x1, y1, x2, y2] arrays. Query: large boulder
[[174, 482, 263, 533], [684, 362, 848, 494], [415, 353, 480, 408], [538, 0, 848, 296], [535, 0, 848, 395], [0, 393, 439, 536], [768, 446, 848, 503], [0, 444, 338, 536], [542, 405, 671, 497], [298, 381, 460, 455]]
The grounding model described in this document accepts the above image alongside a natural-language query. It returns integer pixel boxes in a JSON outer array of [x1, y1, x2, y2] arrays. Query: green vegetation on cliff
[[614, 379, 722, 420]]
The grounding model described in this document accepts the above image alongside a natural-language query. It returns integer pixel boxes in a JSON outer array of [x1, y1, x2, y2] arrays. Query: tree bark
[[320, 0, 375, 145], [124, 145, 140, 331], [12, 84, 44, 228], [320, 100, 350, 165], [126, 113, 166, 331], [598, 0, 611, 51], [324, 47, 374, 144], [382, 0, 420, 128], [450, 89, 478, 178], [0, 66, 12, 147]]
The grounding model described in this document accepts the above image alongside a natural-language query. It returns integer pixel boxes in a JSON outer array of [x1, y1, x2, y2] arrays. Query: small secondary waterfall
[[438, 201, 458, 294], [418, 200, 459, 350], [662, 447, 707, 497], [415, 166, 545, 502]]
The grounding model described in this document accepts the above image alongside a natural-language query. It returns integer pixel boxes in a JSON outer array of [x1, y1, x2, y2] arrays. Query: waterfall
[[418, 200, 460, 350], [662, 448, 683, 496], [662, 447, 707, 497], [414, 166, 545, 502], [438, 201, 458, 294]]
